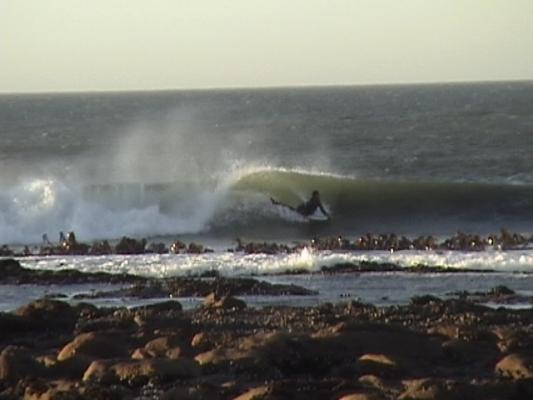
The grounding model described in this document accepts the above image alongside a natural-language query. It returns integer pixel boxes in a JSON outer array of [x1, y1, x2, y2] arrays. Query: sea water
[[1, 83, 532, 310]]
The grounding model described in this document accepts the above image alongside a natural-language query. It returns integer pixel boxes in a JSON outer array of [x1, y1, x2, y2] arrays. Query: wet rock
[[161, 385, 223, 400], [191, 332, 213, 351], [338, 393, 385, 400], [89, 240, 112, 255], [92, 358, 201, 386], [170, 240, 186, 254], [358, 374, 400, 394], [23, 379, 80, 400], [0, 346, 44, 381], [115, 237, 147, 254], [146, 242, 168, 254], [410, 295, 443, 306], [356, 353, 400, 377], [232, 385, 271, 400], [0, 245, 14, 257], [0, 258, 24, 275], [134, 300, 183, 313], [495, 353, 533, 379], [57, 332, 130, 361], [490, 285, 515, 296], [0, 259, 145, 285], [203, 293, 246, 311], [187, 242, 205, 254], [143, 336, 184, 358], [81, 359, 116, 384], [398, 378, 449, 400], [441, 338, 500, 367], [15, 299, 78, 331], [47, 354, 94, 380]]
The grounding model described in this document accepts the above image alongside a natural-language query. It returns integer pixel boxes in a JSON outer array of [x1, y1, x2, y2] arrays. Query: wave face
[[2, 168, 532, 244]]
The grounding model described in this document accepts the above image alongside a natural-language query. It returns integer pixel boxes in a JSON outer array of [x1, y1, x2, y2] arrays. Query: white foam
[[0, 177, 222, 244], [17, 248, 533, 278]]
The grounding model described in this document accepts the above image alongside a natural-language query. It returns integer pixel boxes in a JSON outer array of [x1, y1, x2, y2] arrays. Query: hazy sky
[[1, 0, 533, 92]]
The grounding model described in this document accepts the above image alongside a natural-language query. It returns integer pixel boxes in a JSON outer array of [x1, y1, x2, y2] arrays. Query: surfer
[[271, 190, 330, 219]]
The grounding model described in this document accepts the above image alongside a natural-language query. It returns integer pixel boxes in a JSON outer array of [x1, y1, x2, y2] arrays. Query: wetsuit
[[296, 197, 328, 216]]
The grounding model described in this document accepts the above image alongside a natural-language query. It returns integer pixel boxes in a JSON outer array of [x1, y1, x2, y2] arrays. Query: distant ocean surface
[[1, 82, 533, 310]]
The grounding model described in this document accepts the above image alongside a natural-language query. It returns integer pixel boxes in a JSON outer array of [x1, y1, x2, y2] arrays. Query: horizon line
[[1, 78, 532, 96]]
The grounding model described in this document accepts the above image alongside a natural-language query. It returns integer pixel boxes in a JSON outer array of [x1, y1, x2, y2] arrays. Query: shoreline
[[1, 289, 532, 399]]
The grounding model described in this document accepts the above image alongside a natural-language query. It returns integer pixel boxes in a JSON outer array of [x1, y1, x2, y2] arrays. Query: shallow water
[[2, 247, 533, 312]]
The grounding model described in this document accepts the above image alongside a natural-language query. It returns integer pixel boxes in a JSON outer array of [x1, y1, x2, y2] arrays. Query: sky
[[1, 0, 533, 93]]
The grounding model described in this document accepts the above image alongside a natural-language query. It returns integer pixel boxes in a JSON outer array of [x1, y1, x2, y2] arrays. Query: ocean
[[1, 82, 533, 310]]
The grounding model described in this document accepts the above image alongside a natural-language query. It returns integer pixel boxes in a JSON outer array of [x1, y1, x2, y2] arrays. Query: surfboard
[[306, 212, 330, 222]]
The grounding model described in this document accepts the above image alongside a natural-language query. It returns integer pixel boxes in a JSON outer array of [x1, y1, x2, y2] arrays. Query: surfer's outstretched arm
[[270, 197, 296, 211], [318, 203, 330, 218]]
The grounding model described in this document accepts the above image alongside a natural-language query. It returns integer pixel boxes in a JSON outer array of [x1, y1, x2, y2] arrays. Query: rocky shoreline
[[1, 260, 533, 399], [1, 288, 533, 399]]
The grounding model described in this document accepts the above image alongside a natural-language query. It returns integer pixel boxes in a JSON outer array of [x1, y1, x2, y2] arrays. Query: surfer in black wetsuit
[[271, 190, 330, 218]]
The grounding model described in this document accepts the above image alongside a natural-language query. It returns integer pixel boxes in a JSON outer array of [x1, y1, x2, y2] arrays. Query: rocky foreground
[[0, 263, 533, 399]]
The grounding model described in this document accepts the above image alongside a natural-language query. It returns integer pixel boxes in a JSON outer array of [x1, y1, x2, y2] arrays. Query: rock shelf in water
[[1, 228, 532, 257]]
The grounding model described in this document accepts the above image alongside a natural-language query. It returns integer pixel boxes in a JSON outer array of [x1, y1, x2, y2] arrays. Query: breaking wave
[[1, 168, 533, 244]]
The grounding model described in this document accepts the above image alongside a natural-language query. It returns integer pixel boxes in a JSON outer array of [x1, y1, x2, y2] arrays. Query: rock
[[232, 385, 271, 400], [82, 359, 117, 383], [203, 293, 246, 311], [144, 336, 183, 358], [147, 242, 168, 254], [15, 299, 77, 331], [441, 339, 500, 366], [161, 386, 223, 400], [131, 348, 152, 360], [111, 358, 200, 386], [356, 353, 399, 376], [410, 295, 443, 306], [0, 346, 44, 381], [398, 378, 449, 400], [0, 313, 29, 339], [57, 332, 129, 361], [23, 380, 79, 400], [0, 258, 25, 276], [427, 323, 460, 340], [47, 354, 94, 380], [135, 300, 183, 313], [338, 393, 384, 400], [358, 375, 395, 393], [495, 353, 533, 379], [115, 237, 147, 254], [490, 285, 515, 296], [191, 332, 213, 351]]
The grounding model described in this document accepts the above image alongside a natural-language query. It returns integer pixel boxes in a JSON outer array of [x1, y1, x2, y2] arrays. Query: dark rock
[[115, 237, 147, 254], [203, 293, 246, 311], [14, 299, 78, 331], [57, 331, 130, 361], [0, 346, 44, 381]]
